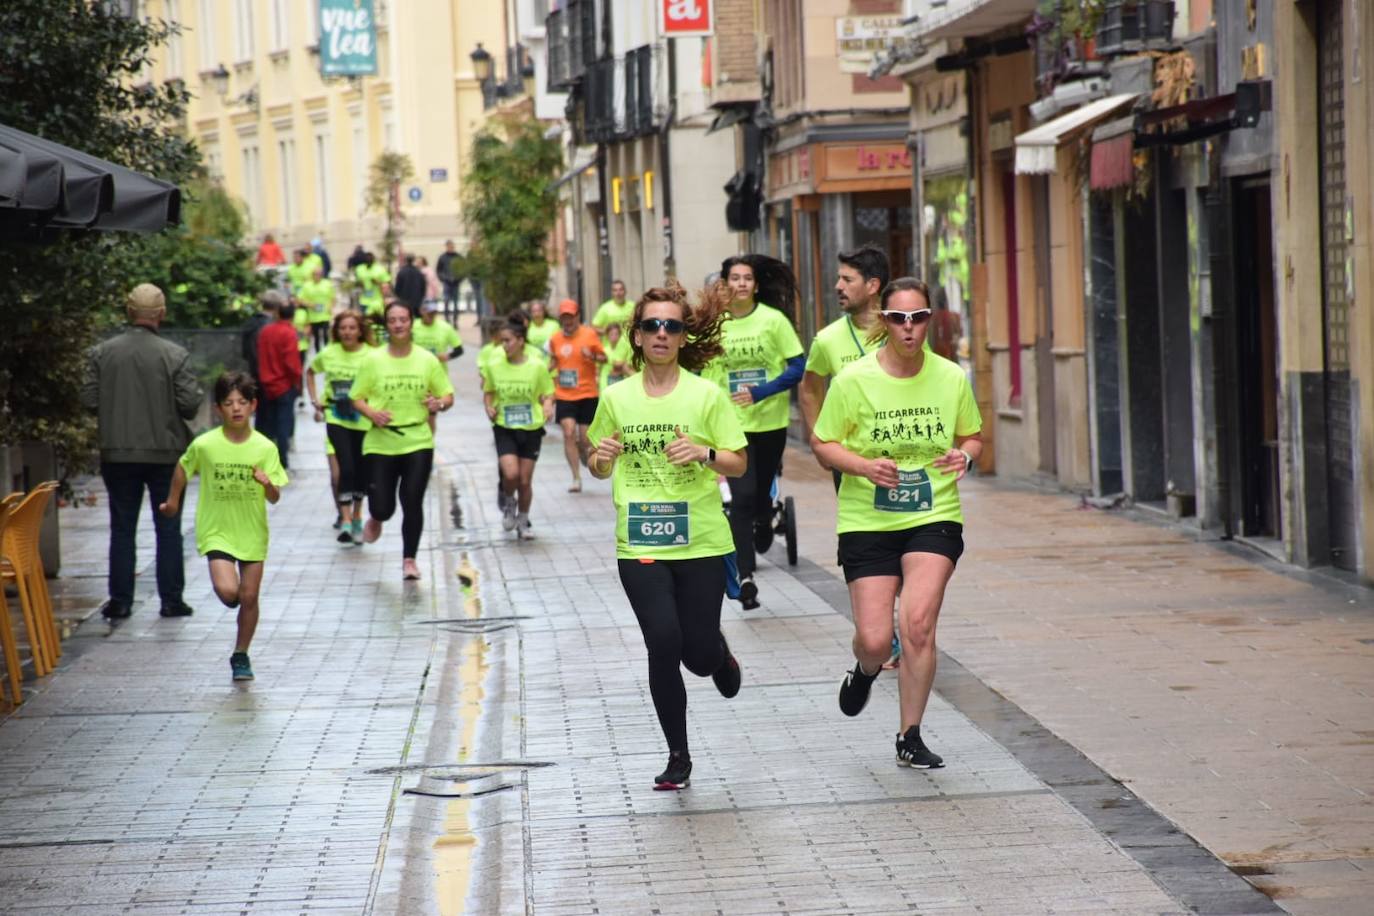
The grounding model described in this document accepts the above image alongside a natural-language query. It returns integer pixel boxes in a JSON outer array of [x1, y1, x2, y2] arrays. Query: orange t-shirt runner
[[549, 325, 605, 400]]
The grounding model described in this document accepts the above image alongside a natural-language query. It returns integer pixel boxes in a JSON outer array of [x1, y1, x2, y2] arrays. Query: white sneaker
[[502, 496, 518, 531], [517, 516, 536, 540]]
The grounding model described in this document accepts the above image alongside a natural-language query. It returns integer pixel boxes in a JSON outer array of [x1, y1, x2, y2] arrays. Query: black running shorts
[[838, 521, 964, 582], [493, 425, 545, 461], [554, 397, 598, 425]]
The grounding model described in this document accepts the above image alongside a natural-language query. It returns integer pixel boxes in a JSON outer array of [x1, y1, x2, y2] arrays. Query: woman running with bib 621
[[349, 301, 455, 580], [812, 277, 982, 769], [587, 285, 748, 791]]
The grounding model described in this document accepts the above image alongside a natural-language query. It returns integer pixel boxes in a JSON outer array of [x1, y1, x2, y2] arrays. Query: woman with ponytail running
[[710, 254, 805, 609], [587, 284, 749, 791], [349, 301, 455, 580]]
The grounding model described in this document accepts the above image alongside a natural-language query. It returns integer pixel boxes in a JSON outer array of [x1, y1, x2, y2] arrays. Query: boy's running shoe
[[517, 519, 536, 540], [712, 634, 741, 699], [502, 496, 519, 531], [230, 652, 254, 681], [896, 725, 944, 769], [332, 513, 342, 530], [653, 752, 692, 791], [838, 662, 880, 717], [337, 528, 353, 544], [350, 519, 363, 544]]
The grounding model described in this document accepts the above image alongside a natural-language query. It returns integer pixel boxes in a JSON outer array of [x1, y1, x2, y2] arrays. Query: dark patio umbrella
[[0, 123, 180, 236]]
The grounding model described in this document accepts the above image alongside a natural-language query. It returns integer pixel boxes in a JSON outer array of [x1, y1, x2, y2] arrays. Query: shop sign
[[660, 0, 713, 37], [767, 147, 813, 195], [835, 16, 904, 74], [319, 0, 378, 77], [817, 143, 913, 190]]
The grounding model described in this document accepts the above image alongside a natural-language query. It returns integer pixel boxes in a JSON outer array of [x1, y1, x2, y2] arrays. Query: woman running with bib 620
[[587, 285, 748, 791], [812, 277, 982, 770]]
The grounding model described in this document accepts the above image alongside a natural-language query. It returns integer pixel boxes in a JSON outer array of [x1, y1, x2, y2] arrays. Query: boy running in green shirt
[[160, 372, 289, 681]]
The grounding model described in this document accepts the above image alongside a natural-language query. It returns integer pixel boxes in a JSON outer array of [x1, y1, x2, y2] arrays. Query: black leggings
[[326, 424, 368, 503], [617, 556, 728, 754], [726, 427, 788, 577], [367, 449, 434, 558], [310, 322, 329, 352]]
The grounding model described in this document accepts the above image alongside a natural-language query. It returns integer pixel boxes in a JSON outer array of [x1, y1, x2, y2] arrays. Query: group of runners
[[167, 242, 981, 788]]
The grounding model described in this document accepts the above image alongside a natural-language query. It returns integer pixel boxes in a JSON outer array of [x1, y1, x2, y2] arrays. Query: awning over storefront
[[1014, 94, 1138, 174], [550, 146, 597, 189], [915, 0, 1038, 41], [0, 123, 180, 236], [1089, 116, 1136, 190]]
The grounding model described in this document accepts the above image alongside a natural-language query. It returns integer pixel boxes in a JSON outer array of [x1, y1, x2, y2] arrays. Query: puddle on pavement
[[433, 572, 489, 916]]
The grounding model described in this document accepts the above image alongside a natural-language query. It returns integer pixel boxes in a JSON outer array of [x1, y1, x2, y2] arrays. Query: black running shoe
[[837, 662, 880, 717], [753, 520, 774, 554], [738, 576, 760, 610], [100, 599, 131, 620], [896, 725, 944, 769], [653, 751, 692, 791], [158, 602, 194, 618], [712, 635, 741, 699], [337, 529, 353, 544]]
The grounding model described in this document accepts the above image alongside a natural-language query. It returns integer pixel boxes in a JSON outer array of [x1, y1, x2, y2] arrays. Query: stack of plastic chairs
[[0, 501, 23, 706], [0, 482, 62, 694]]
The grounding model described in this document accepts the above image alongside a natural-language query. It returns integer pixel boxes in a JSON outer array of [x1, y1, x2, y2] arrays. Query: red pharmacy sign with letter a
[[661, 0, 713, 37]]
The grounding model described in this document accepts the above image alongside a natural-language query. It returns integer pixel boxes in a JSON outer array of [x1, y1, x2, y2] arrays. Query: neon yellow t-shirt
[[484, 354, 554, 431], [591, 298, 634, 332], [178, 427, 289, 562], [292, 307, 310, 351], [349, 347, 455, 456], [286, 261, 312, 293], [356, 263, 390, 315], [298, 278, 335, 324], [706, 302, 804, 433], [309, 343, 373, 431], [412, 317, 461, 357], [480, 341, 543, 381], [806, 314, 876, 378], [587, 370, 747, 561], [813, 351, 982, 534], [526, 318, 557, 351], [600, 334, 635, 389]]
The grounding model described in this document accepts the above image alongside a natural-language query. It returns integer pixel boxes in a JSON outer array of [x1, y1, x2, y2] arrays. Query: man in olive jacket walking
[[80, 284, 204, 620]]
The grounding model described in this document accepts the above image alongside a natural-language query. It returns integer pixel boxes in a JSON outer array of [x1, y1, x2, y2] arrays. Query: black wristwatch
[[703, 447, 716, 465]]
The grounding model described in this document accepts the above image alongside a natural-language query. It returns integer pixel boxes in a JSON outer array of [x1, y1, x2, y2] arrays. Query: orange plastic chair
[[0, 482, 61, 677], [0, 503, 23, 705]]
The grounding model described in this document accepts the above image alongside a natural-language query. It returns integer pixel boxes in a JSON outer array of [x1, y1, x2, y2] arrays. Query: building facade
[[900, 0, 1374, 582], [146, 0, 550, 264]]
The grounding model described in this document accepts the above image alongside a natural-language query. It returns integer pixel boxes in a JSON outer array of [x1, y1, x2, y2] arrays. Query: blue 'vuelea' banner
[[319, 0, 377, 76]]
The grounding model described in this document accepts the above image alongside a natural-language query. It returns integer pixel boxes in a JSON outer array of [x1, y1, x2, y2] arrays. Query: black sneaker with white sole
[[837, 662, 880, 717], [712, 634, 741, 699], [895, 725, 944, 768], [653, 751, 692, 790]]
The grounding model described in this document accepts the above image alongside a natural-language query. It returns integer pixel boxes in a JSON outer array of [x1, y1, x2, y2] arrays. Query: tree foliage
[[462, 119, 563, 313], [0, 1, 201, 473], [365, 151, 415, 268], [125, 181, 268, 329]]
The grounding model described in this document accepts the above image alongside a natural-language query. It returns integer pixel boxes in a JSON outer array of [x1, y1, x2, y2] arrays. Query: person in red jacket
[[255, 291, 303, 469], [256, 233, 285, 267]]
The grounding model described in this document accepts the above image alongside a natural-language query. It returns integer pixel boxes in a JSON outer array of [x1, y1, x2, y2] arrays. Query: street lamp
[[210, 63, 230, 97], [470, 44, 493, 83]]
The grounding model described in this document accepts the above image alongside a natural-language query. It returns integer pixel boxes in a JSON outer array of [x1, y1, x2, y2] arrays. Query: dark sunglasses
[[637, 318, 685, 334], [880, 308, 933, 326]]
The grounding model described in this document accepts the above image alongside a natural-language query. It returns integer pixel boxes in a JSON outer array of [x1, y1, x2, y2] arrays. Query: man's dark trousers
[[259, 390, 297, 469], [101, 462, 185, 609]]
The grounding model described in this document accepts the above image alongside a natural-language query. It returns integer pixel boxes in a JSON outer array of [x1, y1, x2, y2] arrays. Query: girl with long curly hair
[[587, 283, 750, 791]]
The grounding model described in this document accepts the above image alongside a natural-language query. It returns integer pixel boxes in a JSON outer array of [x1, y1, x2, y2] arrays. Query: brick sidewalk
[[779, 443, 1374, 915]]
